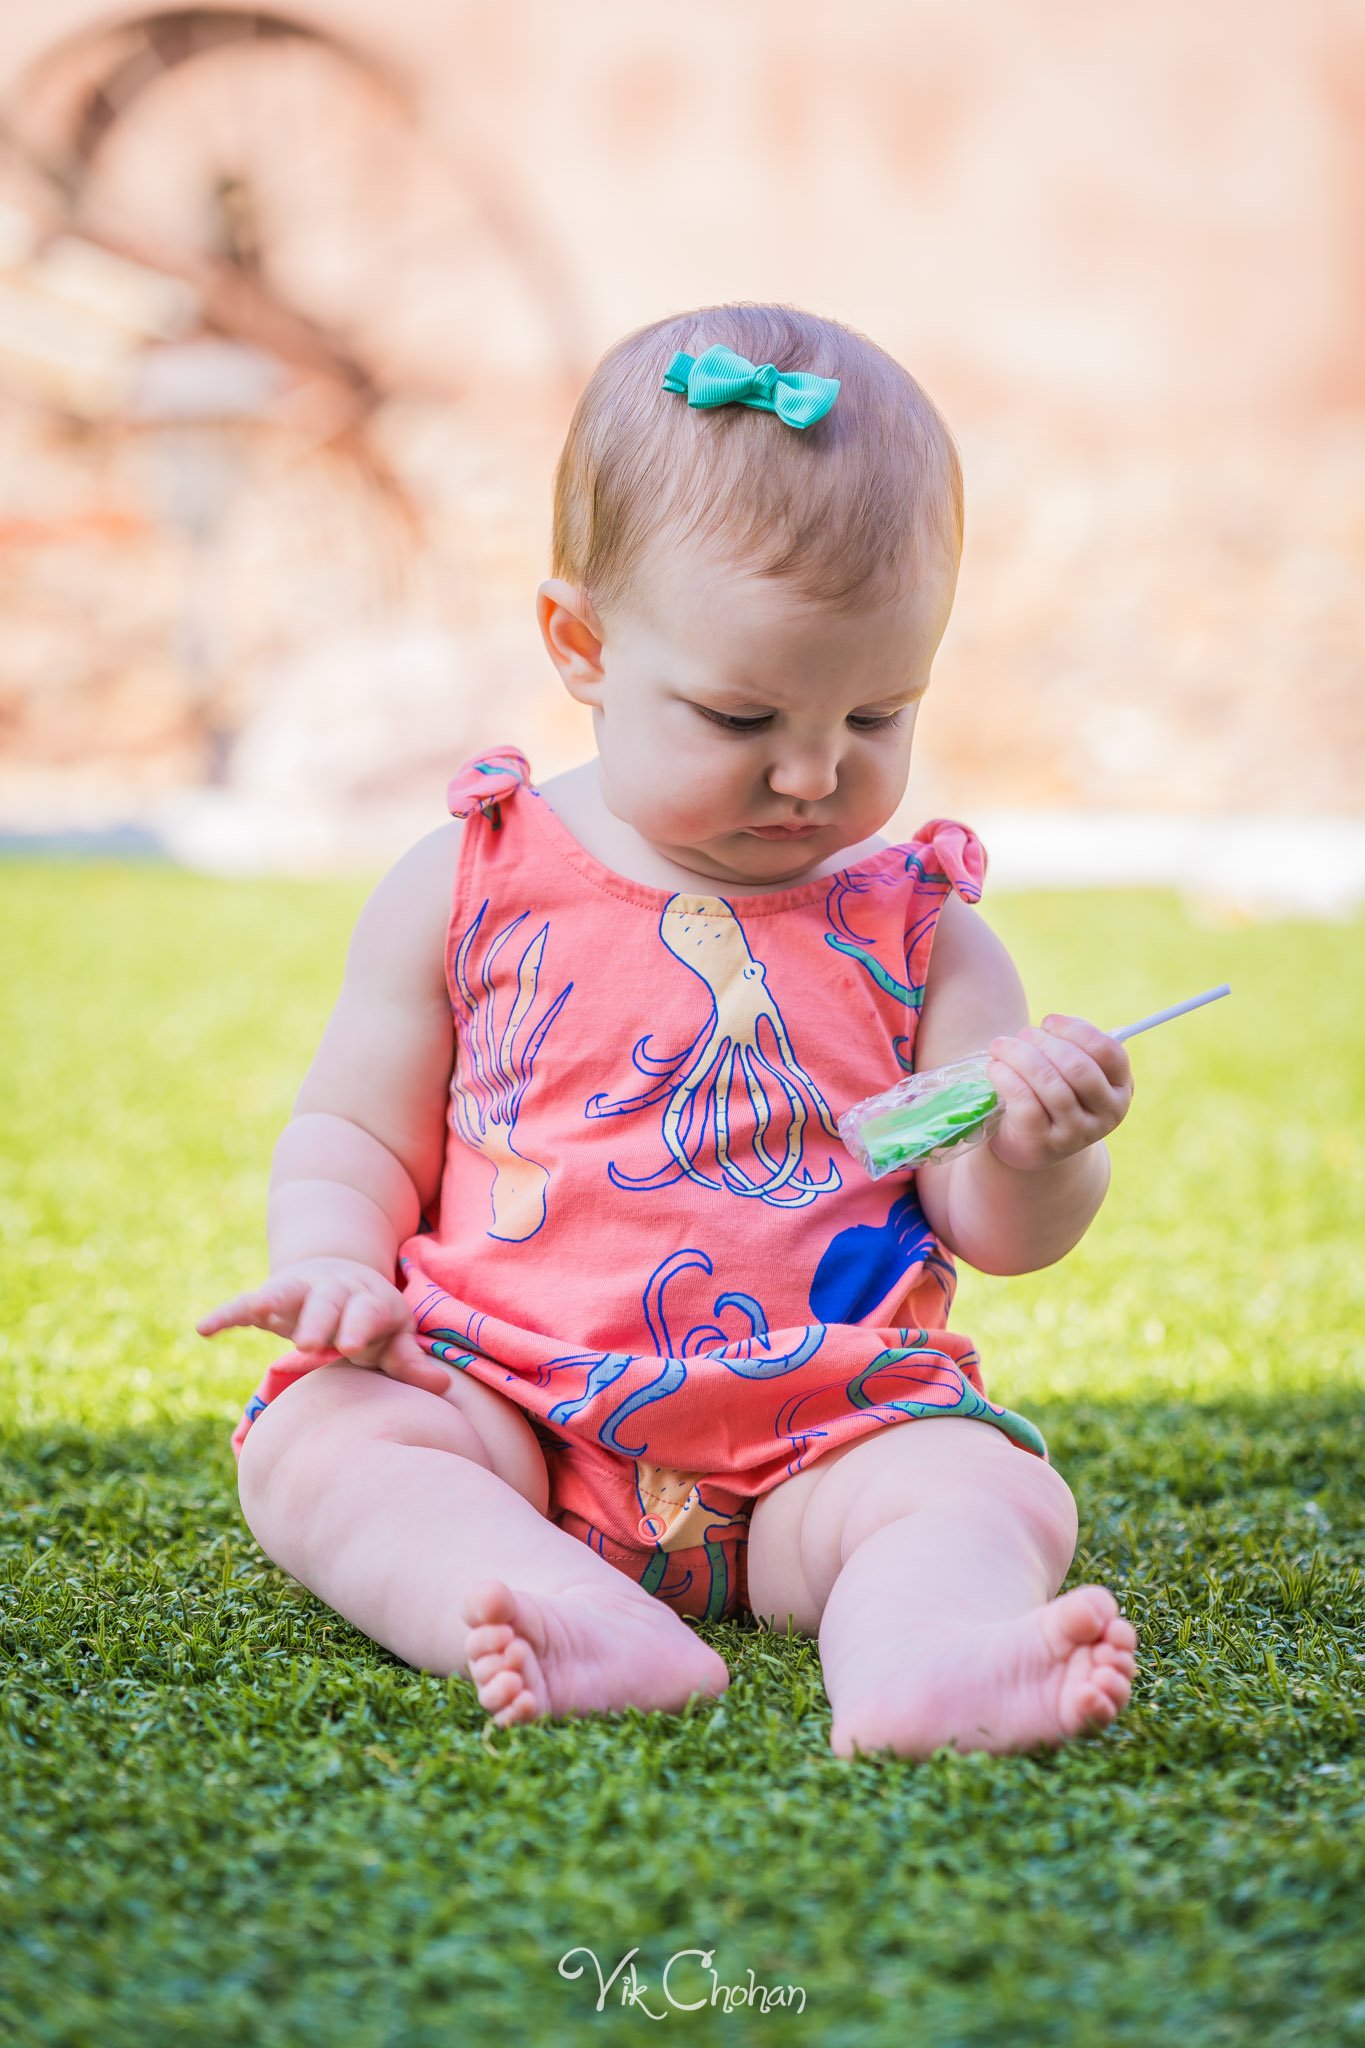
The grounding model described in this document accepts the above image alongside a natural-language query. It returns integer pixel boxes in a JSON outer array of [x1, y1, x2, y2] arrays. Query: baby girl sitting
[[199, 303, 1137, 1758]]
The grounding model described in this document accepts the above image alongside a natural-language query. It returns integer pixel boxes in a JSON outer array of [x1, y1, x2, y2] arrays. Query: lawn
[[2, 859, 1362, 2047]]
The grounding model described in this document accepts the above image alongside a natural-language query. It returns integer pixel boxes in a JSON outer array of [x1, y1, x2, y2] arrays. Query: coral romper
[[232, 746, 1047, 1625]]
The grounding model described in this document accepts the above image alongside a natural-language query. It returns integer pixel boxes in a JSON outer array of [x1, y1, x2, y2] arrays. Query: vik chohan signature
[[559, 1944, 807, 2016]]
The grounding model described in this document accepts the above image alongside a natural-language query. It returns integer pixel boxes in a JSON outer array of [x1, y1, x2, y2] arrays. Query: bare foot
[[828, 1584, 1138, 1759], [462, 1576, 731, 1728]]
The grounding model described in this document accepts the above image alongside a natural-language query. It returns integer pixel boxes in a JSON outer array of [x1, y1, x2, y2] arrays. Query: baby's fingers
[[334, 1291, 400, 1360], [335, 1303, 450, 1394], [381, 1334, 452, 1396], [292, 1283, 350, 1353], [195, 1287, 291, 1337], [195, 1299, 238, 1336]]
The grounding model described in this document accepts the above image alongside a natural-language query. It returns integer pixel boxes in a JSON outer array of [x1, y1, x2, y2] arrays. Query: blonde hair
[[550, 301, 963, 628]]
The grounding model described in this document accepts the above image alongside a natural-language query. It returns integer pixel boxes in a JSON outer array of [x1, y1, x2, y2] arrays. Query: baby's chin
[[679, 828, 837, 884]]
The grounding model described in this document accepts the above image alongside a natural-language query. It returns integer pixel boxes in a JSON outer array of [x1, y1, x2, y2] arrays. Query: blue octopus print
[[809, 1188, 946, 1323], [823, 853, 961, 1071]]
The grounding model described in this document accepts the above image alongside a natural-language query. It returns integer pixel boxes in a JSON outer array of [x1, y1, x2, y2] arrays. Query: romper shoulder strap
[[905, 817, 986, 905], [446, 745, 533, 831]]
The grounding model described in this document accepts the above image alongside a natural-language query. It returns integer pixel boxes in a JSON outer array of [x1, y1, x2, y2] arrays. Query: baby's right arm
[[196, 821, 463, 1392]]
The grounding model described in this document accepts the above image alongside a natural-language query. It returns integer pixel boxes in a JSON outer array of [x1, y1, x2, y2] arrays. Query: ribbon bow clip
[[662, 343, 840, 430]]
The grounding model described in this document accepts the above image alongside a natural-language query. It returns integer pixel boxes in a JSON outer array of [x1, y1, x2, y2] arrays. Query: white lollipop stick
[[840, 982, 1233, 1179], [959, 983, 1233, 1065], [1106, 983, 1232, 1044]]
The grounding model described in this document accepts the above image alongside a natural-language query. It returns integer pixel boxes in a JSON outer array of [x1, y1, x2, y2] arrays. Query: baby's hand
[[195, 1257, 451, 1396], [984, 1015, 1134, 1173]]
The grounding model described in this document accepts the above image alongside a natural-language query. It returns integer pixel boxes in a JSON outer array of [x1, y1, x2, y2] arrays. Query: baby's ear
[[536, 580, 606, 699]]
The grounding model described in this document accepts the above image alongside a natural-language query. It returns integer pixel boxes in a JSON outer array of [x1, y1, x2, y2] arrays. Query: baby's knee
[[871, 1419, 1078, 1584], [236, 1366, 465, 1521], [237, 1362, 548, 1534], [981, 1444, 1078, 1583], [236, 1373, 324, 1524]]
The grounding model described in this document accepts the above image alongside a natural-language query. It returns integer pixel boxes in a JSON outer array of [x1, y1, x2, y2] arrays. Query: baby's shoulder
[[915, 888, 1029, 1072], [348, 819, 464, 991], [396, 817, 465, 926]]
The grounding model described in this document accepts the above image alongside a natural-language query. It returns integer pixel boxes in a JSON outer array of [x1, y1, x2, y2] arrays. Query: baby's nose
[[766, 752, 839, 801]]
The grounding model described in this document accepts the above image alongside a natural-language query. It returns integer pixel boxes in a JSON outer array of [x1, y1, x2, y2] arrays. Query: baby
[[198, 303, 1138, 1758]]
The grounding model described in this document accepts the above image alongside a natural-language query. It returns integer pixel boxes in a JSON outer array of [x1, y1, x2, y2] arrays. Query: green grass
[[3, 860, 1363, 2047]]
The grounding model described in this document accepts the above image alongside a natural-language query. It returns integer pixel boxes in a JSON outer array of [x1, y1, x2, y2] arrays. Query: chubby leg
[[237, 1363, 728, 1726], [746, 1418, 1137, 1758]]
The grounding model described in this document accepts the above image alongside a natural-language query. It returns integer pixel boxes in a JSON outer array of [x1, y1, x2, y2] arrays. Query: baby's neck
[[534, 760, 891, 896]]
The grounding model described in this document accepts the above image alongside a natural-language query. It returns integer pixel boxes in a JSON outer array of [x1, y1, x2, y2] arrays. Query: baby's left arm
[[913, 893, 1134, 1276]]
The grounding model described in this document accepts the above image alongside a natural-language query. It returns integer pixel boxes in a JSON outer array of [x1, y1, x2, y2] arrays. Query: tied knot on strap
[[662, 343, 840, 430], [446, 746, 531, 831]]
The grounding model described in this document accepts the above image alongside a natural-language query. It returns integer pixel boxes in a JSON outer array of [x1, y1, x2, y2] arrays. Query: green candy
[[858, 1074, 1000, 1174]]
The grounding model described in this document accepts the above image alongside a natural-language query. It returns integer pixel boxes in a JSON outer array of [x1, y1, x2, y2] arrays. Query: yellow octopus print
[[585, 895, 842, 1209], [449, 898, 572, 1242], [633, 1459, 749, 1551]]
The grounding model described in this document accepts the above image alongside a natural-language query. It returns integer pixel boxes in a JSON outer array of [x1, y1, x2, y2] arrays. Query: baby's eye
[[697, 708, 906, 734]]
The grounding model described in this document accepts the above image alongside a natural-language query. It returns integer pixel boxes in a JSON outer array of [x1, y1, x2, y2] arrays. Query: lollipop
[[838, 984, 1232, 1180]]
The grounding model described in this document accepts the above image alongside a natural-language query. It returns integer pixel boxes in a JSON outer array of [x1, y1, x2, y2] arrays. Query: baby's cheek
[[628, 732, 752, 839], [654, 777, 739, 840]]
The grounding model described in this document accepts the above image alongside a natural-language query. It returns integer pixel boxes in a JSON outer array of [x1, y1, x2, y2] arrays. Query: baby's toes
[[469, 1648, 514, 1688], [1042, 1583, 1119, 1660], [464, 1579, 518, 1633], [1079, 1658, 1130, 1715], [1076, 1684, 1121, 1731], [466, 1639, 533, 1718], [1084, 1663, 1131, 1720], [467, 1618, 514, 1651], [1060, 1642, 1133, 1738], [1091, 1638, 1138, 1678], [492, 1688, 540, 1729], [478, 1667, 528, 1714]]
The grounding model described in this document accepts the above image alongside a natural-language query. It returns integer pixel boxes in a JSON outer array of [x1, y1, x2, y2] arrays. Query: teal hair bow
[[662, 343, 840, 429]]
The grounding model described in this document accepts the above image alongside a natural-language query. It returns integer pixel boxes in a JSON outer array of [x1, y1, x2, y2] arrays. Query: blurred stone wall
[[0, 0, 1361, 869]]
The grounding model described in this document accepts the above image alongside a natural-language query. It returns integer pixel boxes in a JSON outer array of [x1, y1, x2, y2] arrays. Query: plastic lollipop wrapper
[[837, 1054, 1005, 1178], [838, 983, 1233, 1181]]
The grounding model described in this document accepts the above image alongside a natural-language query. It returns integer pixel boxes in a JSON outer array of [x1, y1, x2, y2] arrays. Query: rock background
[[0, 0, 1360, 886]]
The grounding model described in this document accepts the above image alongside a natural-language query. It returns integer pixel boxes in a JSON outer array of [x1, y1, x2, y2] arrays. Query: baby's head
[[537, 302, 964, 887]]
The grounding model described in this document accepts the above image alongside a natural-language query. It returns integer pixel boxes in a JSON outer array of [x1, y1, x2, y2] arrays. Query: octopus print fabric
[[231, 746, 1047, 1624]]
